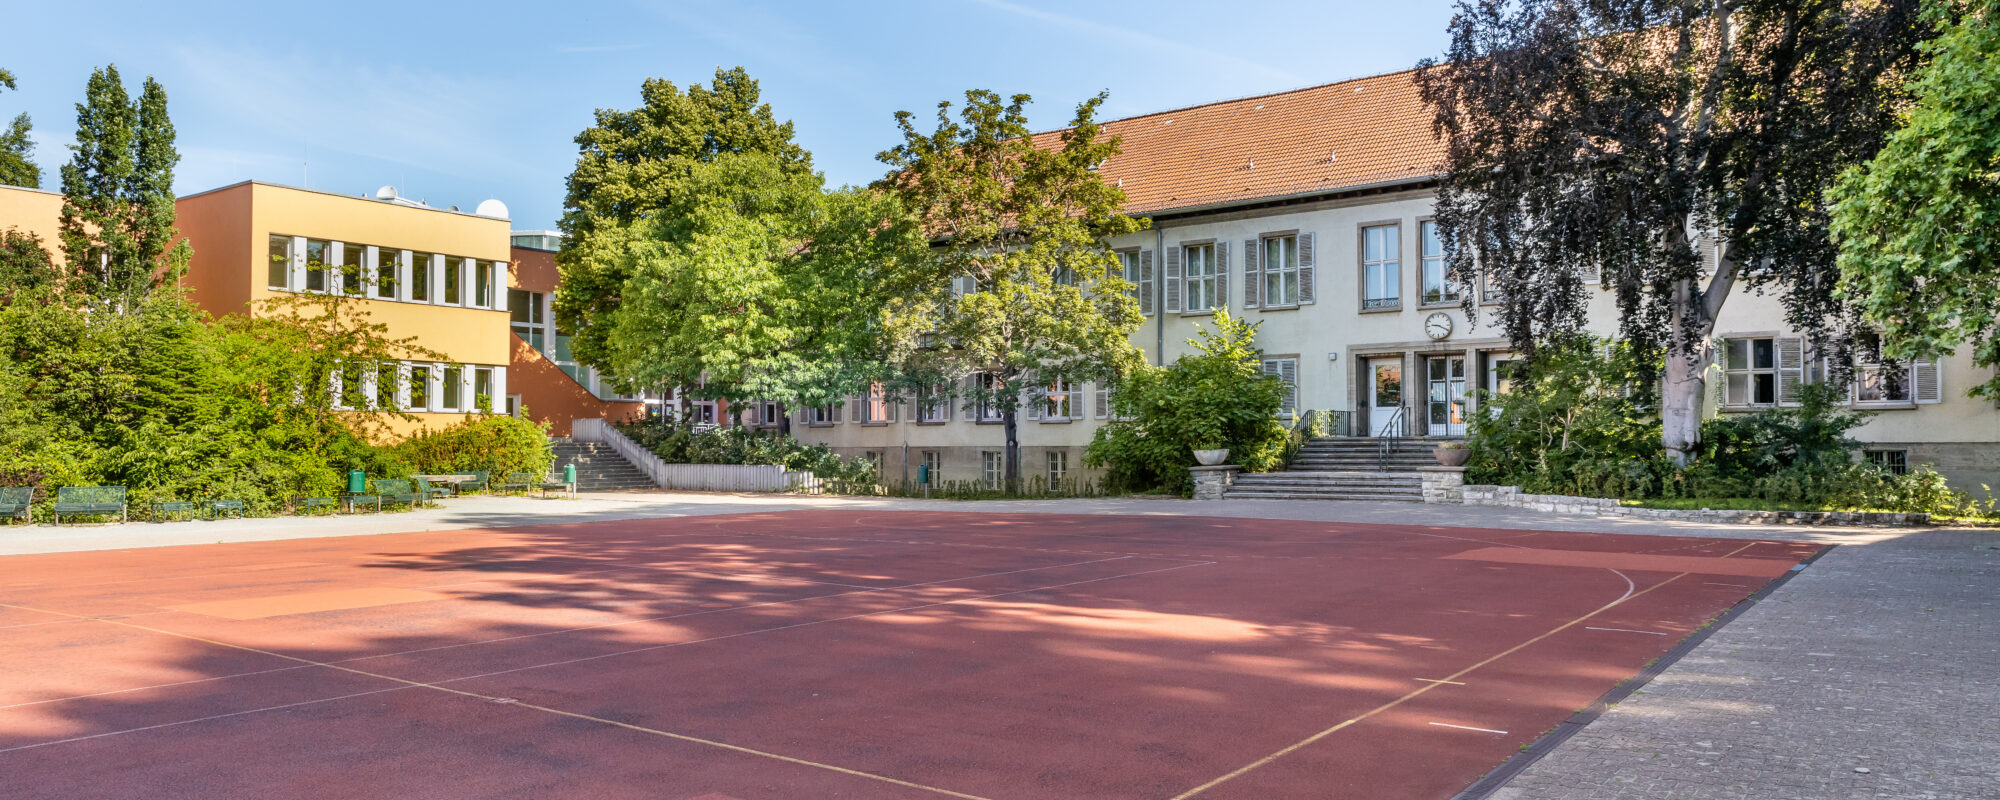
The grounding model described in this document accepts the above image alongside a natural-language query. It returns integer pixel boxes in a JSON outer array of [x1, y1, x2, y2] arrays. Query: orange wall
[[510, 335, 645, 436], [174, 184, 254, 316], [0, 185, 68, 267], [511, 245, 559, 292]]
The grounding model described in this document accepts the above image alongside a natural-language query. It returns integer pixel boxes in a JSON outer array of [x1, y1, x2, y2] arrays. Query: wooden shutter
[[1777, 337, 1804, 405], [1164, 247, 1182, 313], [1913, 358, 1943, 404], [1242, 239, 1262, 308], [885, 391, 898, 422], [1298, 232, 1316, 304], [1214, 241, 1229, 311], [1138, 250, 1155, 315], [1067, 382, 1084, 420], [1094, 384, 1109, 419], [1280, 359, 1299, 416], [1025, 386, 1042, 420]]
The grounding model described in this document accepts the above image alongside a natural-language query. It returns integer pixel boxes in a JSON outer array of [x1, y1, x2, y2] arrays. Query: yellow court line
[[0, 599, 997, 800], [1168, 571, 1693, 799]]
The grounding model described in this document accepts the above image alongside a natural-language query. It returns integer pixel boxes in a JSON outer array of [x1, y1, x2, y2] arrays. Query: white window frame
[[1361, 224, 1400, 310], [975, 373, 1003, 422], [1263, 235, 1299, 307], [1419, 220, 1459, 305], [267, 234, 292, 290], [1183, 243, 1216, 312], [1046, 450, 1068, 484], [916, 382, 951, 423], [981, 451, 1005, 490], [1722, 337, 1782, 408], [860, 384, 891, 424], [1262, 357, 1300, 418], [808, 402, 839, 426]]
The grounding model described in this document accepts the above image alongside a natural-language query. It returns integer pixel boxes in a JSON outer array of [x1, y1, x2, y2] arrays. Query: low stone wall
[[1460, 484, 1932, 527], [1190, 466, 1241, 501]]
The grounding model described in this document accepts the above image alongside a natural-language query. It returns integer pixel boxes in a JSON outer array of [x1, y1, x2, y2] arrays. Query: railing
[[572, 418, 805, 492], [1375, 406, 1408, 469]]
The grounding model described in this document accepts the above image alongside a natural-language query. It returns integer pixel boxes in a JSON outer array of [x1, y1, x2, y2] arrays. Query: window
[[863, 451, 883, 469], [1853, 358, 1941, 407], [860, 384, 891, 423], [439, 365, 462, 412], [335, 361, 366, 410], [1263, 235, 1299, 307], [1047, 451, 1068, 485], [472, 367, 493, 413], [975, 373, 1003, 422], [411, 254, 431, 302], [1362, 224, 1399, 309], [981, 451, 1005, 489], [267, 235, 291, 290], [340, 242, 364, 295], [305, 239, 331, 292], [375, 364, 400, 410], [1420, 221, 1458, 305], [1119, 249, 1154, 315], [443, 256, 465, 305], [916, 382, 951, 423], [509, 289, 544, 350], [1183, 243, 1217, 312], [1864, 449, 1909, 475], [1262, 358, 1299, 418], [922, 450, 943, 480], [475, 261, 496, 308], [808, 403, 839, 425], [1116, 250, 1141, 302], [1039, 378, 1081, 420], [758, 401, 780, 427], [1724, 337, 1780, 407], [373, 247, 399, 299], [1094, 383, 1110, 419], [407, 364, 431, 411]]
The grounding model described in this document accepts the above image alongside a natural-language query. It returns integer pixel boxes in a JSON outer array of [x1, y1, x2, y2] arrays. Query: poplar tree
[[58, 65, 186, 308], [0, 68, 40, 188]]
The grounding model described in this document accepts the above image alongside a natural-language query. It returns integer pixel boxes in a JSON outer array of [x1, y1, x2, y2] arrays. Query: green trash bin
[[563, 463, 577, 485], [917, 464, 930, 484], [347, 469, 366, 494]]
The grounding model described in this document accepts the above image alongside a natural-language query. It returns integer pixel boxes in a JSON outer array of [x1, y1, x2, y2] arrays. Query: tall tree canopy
[[1831, 0, 2000, 402], [876, 90, 1146, 484], [555, 67, 814, 379], [0, 67, 40, 188], [1418, 0, 1927, 462], [58, 65, 187, 307]]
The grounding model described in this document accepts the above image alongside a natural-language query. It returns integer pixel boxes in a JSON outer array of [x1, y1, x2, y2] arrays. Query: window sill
[[1038, 418, 1074, 424], [975, 419, 1005, 425], [1254, 304, 1302, 313], [860, 421, 891, 427], [807, 422, 836, 428], [1179, 309, 1217, 318], [914, 420, 950, 426], [1419, 300, 1463, 309], [1359, 304, 1403, 314], [1853, 401, 1917, 410]]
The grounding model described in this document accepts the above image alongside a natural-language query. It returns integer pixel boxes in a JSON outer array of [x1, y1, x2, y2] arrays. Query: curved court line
[[0, 560, 1212, 800]]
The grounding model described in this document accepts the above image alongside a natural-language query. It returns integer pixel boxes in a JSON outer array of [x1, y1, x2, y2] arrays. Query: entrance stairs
[[1223, 437, 1438, 502], [550, 438, 657, 492]]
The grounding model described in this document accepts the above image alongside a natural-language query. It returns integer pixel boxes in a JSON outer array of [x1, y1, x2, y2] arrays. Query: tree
[[555, 67, 814, 396], [1831, 0, 2000, 402], [1417, 0, 1928, 462], [568, 151, 932, 430], [58, 65, 188, 307], [0, 67, 40, 188], [0, 228, 57, 298], [876, 90, 1147, 486]]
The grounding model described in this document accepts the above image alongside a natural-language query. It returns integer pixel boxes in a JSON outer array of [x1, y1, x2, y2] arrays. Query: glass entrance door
[[1369, 359, 1404, 436], [1427, 356, 1467, 436]]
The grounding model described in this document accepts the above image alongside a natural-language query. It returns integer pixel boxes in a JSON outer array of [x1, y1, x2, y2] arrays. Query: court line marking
[[0, 559, 1211, 799], [1584, 626, 1669, 636], [0, 554, 1147, 711], [1414, 678, 1466, 686], [1169, 539, 1772, 798], [1428, 722, 1508, 735]]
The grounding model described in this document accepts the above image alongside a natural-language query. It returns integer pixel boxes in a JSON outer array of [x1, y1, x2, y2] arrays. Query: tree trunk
[[777, 402, 791, 436], [1661, 343, 1708, 464], [1002, 409, 1020, 492]]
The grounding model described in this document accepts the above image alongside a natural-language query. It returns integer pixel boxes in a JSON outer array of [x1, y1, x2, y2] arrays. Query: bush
[[1465, 337, 1664, 495], [395, 415, 555, 479], [1086, 311, 1290, 494], [614, 420, 878, 492]]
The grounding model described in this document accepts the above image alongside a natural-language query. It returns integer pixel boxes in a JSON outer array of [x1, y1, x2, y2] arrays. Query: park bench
[[295, 497, 337, 515], [53, 486, 126, 525], [413, 476, 452, 503], [207, 499, 245, 519], [0, 487, 33, 525], [455, 471, 490, 493], [499, 472, 534, 494], [341, 493, 381, 514], [374, 479, 421, 510], [151, 500, 197, 521], [539, 475, 576, 498]]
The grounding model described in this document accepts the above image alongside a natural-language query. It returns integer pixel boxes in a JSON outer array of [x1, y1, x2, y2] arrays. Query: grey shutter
[[1025, 387, 1042, 420], [1913, 359, 1943, 403], [1778, 337, 1804, 406], [1280, 359, 1299, 416], [1242, 239, 1262, 308], [1298, 232, 1316, 304], [1138, 250, 1155, 315], [1067, 382, 1084, 420], [1214, 241, 1229, 311], [1094, 384, 1109, 419], [885, 392, 898, 422], [1164, 246, 1182, 313]]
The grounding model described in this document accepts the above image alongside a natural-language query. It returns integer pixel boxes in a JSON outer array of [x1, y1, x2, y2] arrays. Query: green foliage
[[395, 415, 555, 478], [58, 65, 188, 305], [0, 228, 56, 298], [0, 65, 36, 189], [877, 88, 1148, 484], [1832, 0, 2000, 401], [1696, 383, 1869, 477], [615, 421, 877, 492], [1086, 311, 1289, 494]]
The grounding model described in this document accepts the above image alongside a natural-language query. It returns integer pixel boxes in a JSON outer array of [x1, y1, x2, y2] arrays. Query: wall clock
[[1424, 311, 1453, 341]]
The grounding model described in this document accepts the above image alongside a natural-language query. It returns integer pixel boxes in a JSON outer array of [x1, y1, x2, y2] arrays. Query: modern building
[[787, 68, 2000, 496], [0, 184, 66, 267], [506, 230, 650, 435]]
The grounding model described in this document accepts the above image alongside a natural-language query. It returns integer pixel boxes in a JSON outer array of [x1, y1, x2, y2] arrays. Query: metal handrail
[[1376, 406, 1408, 469]]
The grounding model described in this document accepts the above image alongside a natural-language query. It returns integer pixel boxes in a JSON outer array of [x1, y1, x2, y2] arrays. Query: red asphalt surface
[[0, 511, 1820, 800]]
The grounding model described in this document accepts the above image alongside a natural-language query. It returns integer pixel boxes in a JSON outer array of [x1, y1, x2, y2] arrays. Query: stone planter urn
[[1193, 448, 1230, 466], [1433, 445, 1471, 467]]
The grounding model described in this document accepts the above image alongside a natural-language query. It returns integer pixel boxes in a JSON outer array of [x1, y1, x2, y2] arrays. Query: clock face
[[1425, 312, 1453, 340]]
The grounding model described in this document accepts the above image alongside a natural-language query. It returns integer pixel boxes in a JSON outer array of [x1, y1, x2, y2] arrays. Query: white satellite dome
[[374, 185, 399, 200], [475, 198, 509, 219]]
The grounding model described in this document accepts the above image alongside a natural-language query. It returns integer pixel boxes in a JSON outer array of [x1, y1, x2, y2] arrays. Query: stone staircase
[[1223, 437, 1441, 502], [550, 438, 657, 492]]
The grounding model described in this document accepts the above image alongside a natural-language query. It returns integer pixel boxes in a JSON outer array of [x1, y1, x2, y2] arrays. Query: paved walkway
[[3, 491, 1988, 799]]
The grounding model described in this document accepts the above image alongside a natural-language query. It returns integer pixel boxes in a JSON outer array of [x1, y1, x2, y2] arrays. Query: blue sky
[[4, 1, 1456, 230]]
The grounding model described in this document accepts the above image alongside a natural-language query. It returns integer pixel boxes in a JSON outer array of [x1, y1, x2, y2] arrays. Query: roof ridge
[[1034, 64, 1424, 136]]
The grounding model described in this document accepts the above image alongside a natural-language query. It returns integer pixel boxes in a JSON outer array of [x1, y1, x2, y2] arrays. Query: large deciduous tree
[[58, 65, 188, 308], [555, 67, 813, 392], [1831, 0, 2000, 402], [0, 67, 41, 188], [1418, 0, 1927, 462], [875, 90, 1146, 486]]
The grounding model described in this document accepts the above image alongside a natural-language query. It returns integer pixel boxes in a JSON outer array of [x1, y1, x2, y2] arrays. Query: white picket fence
[[571, 419, 821, 493]]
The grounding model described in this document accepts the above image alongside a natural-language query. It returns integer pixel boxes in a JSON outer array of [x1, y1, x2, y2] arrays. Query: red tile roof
[[1044, 68, 1444, 217]]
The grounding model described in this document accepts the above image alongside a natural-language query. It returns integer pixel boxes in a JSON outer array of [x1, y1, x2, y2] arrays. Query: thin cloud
[[966, 0, 1308, 86]]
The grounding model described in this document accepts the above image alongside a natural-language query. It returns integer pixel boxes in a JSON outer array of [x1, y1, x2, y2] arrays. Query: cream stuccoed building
[[771, 68, 1999, 497]]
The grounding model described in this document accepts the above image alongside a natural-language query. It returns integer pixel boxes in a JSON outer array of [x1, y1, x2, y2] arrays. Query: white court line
[[1428, 722, 1508, 735], [1704, 582, 1751, 588], [1584, 626, 1669, 636], [1413, 678, 1466, 686]]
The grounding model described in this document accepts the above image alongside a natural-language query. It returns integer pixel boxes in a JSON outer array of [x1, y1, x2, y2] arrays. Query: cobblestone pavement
[[1490, 528, 2000, 800]]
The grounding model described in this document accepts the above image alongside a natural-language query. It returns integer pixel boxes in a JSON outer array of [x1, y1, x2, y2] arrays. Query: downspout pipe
[[1154, 222, 1165, 366]]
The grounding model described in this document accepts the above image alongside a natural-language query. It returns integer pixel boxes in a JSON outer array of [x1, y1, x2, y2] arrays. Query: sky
[[3, 0, 1457, 231]]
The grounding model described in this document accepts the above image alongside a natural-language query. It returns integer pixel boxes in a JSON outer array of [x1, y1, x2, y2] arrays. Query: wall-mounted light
[[1327, 352, 1339, 362]]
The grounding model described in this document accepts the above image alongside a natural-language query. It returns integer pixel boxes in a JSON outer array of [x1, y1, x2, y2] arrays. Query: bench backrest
[[374, 479, 413, 496], [458, 471, 490, 483], [0, 487, 32, 505], [505, 472, 535, 483], [57, 486, 126, 505]]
